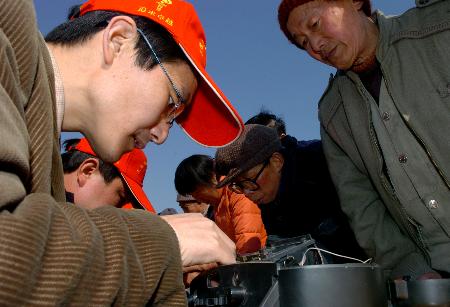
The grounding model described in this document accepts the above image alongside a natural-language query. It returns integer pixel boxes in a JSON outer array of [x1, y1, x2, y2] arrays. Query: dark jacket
[[260, 135, 366, 261]]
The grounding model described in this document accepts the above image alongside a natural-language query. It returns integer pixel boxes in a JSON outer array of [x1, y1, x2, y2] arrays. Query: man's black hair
[[174, 155, 215, 196], [245, 110, 286, 137], [61, 138, 121, 183], [45, 6, 186, 71]]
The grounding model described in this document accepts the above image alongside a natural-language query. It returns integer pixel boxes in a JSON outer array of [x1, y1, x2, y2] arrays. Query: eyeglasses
[[229, 159, 270, 194], [136, 28, 185, 127]]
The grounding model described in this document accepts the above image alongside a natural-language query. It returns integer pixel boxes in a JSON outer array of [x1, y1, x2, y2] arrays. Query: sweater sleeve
[[0, 195, 186, 305], [321, 127, 432, 279]]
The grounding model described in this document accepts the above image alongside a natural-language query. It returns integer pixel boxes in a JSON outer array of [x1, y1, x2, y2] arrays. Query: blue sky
[[34, 0, 412, 213]]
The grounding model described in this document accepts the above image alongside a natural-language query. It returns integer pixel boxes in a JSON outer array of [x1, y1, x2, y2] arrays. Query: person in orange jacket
[[62, 138, 155, 212], [176, 193, 214, 220], [175, 154, 267, 255]]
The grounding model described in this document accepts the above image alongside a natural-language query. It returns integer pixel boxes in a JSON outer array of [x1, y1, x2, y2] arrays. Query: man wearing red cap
[[62, 138, 155, 212], [278, 0, 450, 280], [0, 0, 243, 304]]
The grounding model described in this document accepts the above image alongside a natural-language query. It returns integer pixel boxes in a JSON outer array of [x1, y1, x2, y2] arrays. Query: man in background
[[177, 193, 214, 220], [216, 124, 366, 262], [159, 207, 179, 215], [62, 138, 155, 211], [246, 110, 287, 139]]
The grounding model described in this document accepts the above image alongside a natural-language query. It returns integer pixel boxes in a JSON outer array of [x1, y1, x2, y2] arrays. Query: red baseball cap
[[77, 0, 244, 147], [72, 138, 155, 213]]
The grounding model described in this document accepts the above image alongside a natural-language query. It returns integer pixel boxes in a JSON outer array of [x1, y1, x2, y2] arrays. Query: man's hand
[[417, 271, 442, 280], [182, 263, 218, 287], [394, 271, 442, 281], [162, 213, 236, 267]]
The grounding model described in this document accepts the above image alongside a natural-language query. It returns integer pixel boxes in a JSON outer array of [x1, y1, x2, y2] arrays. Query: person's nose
[[149, 121, 170, 145], [309, 36, 325, 56]]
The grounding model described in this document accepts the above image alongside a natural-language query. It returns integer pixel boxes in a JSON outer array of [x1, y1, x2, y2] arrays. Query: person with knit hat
[[0, 0, 243, 304], [215, 124, 366, 262], [278, 0, 450, 280], [62, 138, 155, 212]]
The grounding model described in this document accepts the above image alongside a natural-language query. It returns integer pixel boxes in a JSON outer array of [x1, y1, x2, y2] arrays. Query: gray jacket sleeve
[[320, 127, 432, 279]]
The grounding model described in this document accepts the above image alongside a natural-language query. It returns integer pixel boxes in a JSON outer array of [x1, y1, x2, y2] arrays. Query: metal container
[[278, 263, 388, 307], [389, 278, 450, 307]]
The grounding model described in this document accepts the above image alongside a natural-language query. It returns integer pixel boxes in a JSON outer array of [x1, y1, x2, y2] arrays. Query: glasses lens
[[241, 181, 259, 191], [166, 97, 185, 126], [230, 181, 258, 193], [229, 183, 243, 194]]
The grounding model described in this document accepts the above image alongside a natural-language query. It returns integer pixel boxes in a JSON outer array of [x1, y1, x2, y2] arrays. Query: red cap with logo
[[73, 138, 155, 213], [77, 0, 244, 147]]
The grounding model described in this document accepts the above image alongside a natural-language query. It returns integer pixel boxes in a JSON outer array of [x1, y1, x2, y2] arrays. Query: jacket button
[[399, 154, 408, 163], [428, 199, 438, 209], [382, 112, 391, 121]]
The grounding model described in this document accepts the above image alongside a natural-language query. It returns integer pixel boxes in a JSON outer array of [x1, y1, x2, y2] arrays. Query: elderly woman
[[278, 0, 450, 280]]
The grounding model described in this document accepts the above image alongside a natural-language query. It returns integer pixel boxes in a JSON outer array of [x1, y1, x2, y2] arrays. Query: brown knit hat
[[215, 124, 281, 188], [278, 0, 372, 46]]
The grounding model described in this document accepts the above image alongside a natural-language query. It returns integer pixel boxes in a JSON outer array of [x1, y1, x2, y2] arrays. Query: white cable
[[299, 247, 373, 266]]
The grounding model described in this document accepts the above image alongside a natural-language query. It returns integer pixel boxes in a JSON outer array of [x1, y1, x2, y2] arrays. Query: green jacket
[[319, 0, 450, 279]]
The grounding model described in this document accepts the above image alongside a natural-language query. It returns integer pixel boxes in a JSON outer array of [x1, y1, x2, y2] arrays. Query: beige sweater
[[0, 0, 186, 305]]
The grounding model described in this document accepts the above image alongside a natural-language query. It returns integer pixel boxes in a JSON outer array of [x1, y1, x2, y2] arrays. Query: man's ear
[[211, 175, 219, 186], [102, 15, 138, 65], [77, 158, 100, 187], [352, 0, 365, 12], [269, 152, 284, 173]]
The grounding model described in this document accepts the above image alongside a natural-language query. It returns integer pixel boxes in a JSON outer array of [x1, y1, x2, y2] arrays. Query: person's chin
[[326, 58, 350, 71], [255, 197, 268, 206], [324, 54, 353, 71], [101, 144, 128, 163], [102, 151, 122, 163], [260, 193, 277, 205], [88, 141, 119, 163]]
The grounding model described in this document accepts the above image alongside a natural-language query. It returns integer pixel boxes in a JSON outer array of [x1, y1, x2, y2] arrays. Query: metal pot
[[278, 263, 388, 307], [389, 278, 450, 307]]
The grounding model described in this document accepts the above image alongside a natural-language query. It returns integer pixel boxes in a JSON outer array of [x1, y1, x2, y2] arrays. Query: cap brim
[[121, 203, 134, 210], [216, 167, 245, 189], [175, 45, 244, 147], [121, 174, 155, 213]]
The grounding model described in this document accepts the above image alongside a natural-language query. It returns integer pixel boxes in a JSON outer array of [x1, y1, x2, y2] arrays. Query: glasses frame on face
[[229, 159, 270, 194], [136, 28, 185, 127]]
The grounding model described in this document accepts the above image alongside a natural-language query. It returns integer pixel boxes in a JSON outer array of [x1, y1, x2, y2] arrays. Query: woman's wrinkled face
[[286, 0, 368, 70]]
